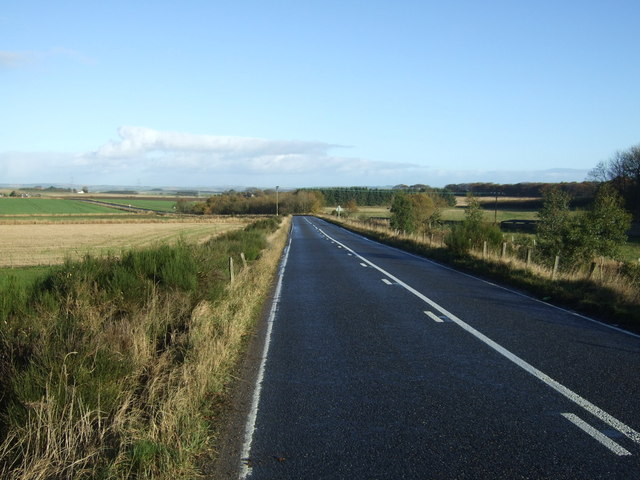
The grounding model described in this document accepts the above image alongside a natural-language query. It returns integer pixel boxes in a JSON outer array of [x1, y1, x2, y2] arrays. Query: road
[[237, 215, 640, 479]]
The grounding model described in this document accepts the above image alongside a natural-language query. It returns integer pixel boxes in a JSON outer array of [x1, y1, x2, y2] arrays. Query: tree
[[581, 183, 632, 260], [536, 185, 586, 267], [536, 184, 631, 267], [589, 144, 640, 219], [445, 194, 502, 255], [345, 199, 359, 216], [408, 194, 436, 233], [390, 194, 416, 233]]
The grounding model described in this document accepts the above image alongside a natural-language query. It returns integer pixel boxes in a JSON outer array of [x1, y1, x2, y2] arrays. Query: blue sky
[[2, 1, 639, 189]]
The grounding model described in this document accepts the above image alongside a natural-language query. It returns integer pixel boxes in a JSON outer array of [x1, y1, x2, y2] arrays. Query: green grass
[[103, 199, 186, 212], [0, 266, 52, 286], [0, 198, 121, 215], [620, 238, 640, 263]]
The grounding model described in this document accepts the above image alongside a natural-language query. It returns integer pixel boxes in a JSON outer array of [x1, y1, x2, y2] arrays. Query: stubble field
[[0, 220, 248, 267]]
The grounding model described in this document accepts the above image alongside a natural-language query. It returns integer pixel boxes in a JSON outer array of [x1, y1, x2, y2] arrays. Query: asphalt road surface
[[237, 216, 640, 479]]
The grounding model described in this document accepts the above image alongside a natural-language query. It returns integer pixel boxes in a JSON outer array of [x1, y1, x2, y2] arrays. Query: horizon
[[2, 2, 639, 187]]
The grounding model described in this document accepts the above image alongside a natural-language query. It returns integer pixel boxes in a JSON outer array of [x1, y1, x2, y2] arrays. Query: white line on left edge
[[314, 223, 640, 447], [239, 229, 293, 479]]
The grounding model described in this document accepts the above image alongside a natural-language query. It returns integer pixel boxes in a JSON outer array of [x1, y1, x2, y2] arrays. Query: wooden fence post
[[483, 241, 487, 258], [588, 261, 598, 280], [229, 257, 235, 283], [501, 242, 507, 259], [240, 252, 247, 269], [526, 248, 532, 268], [552, 255, 560, 280]]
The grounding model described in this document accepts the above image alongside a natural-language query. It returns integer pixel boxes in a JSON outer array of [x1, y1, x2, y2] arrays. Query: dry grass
[[0, 219, 248, 267], [325, 215, 640, 324], [0, 216, 291, 479]]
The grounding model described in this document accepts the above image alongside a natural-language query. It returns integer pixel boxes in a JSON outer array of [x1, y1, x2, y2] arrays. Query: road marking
[[360, 262, 368, 267], [312, 217, 640, 341], [239, 229, 293, 479], [562, 413, 632, 456], [313, 222, 640, 447], [425, 310, 445, 323], [381, 278, 393, 285]]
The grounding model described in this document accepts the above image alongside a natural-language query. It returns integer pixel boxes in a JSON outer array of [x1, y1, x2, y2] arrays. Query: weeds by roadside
[[0, 215, 289, 479]]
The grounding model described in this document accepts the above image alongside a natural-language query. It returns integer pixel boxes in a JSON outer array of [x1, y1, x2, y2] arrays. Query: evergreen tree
[[390, 194, 416, 233]]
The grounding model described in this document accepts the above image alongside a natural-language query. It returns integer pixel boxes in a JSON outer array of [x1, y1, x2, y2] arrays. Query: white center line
[[315, 223, 640, 447], [425, 311, 445, 323], [562, 413, 632, 456]]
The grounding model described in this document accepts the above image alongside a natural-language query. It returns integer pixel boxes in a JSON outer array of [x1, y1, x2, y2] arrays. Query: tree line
[[305, 186, 456, 208], [188, 189, 325, 215], [443, 181, 598, 199]]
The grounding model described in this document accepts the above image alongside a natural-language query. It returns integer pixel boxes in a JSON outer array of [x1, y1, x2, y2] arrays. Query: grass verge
[[322, 216, 640, 334], [0, 215, 290, 479]]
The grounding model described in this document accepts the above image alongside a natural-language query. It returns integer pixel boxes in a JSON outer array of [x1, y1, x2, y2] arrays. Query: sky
[[2, 1, 640, 189]]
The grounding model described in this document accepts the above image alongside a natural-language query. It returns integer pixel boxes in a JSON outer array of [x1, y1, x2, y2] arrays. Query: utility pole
[[276, 186, 279, 216]]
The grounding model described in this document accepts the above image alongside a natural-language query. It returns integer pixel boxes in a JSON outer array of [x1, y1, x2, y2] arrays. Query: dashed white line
[[562, 413, 632, 456], [381, 278, 393, 285], [313, 222, 640, 448], [425, 310, 445, 323], [360, 262, 368, 267]]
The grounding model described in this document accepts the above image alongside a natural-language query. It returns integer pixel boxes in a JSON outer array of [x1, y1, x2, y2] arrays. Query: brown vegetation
[[0, 219, 248, 267]]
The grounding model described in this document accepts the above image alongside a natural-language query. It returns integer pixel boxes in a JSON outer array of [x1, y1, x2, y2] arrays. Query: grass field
[[0, 197, 122, 215], [0, 220, 248, 267], [93, 198, 185, 212], [325, 204, 539, 222]]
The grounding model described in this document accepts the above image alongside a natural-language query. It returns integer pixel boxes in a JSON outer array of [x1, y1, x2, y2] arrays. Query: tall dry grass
[[0, 216, 290, 479]]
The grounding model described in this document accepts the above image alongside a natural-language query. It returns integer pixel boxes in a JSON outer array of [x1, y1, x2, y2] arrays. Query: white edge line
[[239, 229, 293, 479], [313, 221, 640, 446], [425, 310, 445, 323], [562, 413, 632, 456], [312, 217, 640, 341]]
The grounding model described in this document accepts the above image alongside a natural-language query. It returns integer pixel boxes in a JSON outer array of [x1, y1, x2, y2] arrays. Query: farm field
[[0, 197, 121, 215], [95, 198, 182, 212], [324, 203, 540, 222], [0, 219, 248, 267]]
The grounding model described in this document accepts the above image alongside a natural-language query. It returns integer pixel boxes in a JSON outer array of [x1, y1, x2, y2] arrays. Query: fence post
[[552, 255, 560, 280], [429, 233, 434, 246], [483, 241, 487, 258], [588, 261, 598, 280], [526, 248, 532, 268], [501, 242, 507, 259], [240, 252, 247, 269], [229, 257, 235, 283]]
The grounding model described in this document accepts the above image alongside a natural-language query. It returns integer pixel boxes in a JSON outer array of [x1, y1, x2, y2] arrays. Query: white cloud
[[0, 127, 591, 188], [0, 48, 95, 69], [82, 126, 420, 178], [0, 50, 29, 68]]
